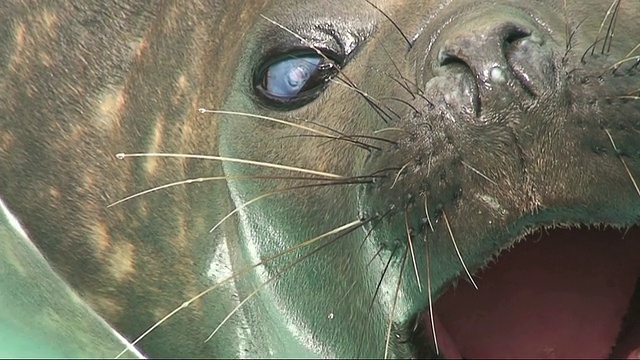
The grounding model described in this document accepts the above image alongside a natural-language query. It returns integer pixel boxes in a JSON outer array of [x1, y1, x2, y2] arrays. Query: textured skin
[[0, 0, 638, 358]]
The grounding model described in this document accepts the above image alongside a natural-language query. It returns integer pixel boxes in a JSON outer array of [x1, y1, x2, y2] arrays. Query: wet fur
[[0, 0, 638, 358]]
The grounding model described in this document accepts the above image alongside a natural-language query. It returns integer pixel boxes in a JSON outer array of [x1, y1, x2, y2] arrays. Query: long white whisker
[[404, 211, 422, 292], [204, 231, 339, 343], [198, 109, 335, 137], [390, 162, 410, 189], [425, 235, 439, 355], [604, 129, 640, 197], [113, 219, 365, 359], [209, 192, 274, 234], [108, 176, 227, 208], [384, 246, 408, 359], [423, 196, 434, 232], [461, 160, 498, 186], [442, 210, 478, 290], [115, 152, 344, 179]]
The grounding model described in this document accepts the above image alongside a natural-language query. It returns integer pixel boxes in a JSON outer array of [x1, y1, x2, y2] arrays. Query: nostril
[[502, 24, 537, 55], [437, 23, 534, 68], [439, 52, 462, 67], [502, 25, 552, 97], [427, 20, 554, 118], [437, 50, 468, 68], [503, 25, 531, 46]]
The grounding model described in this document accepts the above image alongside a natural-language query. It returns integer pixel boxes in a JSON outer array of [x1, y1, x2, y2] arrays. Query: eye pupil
[[286, 65, 311, 89], [264, 56, 323, 98]]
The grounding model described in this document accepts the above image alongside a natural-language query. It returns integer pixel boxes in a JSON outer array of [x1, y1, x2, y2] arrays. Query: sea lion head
[[1, 0, 638, 358], [214, 0, 640, 357]]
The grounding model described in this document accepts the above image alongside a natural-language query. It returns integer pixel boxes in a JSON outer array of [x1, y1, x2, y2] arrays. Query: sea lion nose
[[424, 13, 555, 117]]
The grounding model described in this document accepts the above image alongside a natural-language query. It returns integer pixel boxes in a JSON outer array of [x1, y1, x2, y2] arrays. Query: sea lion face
[[1, 0, 638, 358], [218, 0, 640, 357]]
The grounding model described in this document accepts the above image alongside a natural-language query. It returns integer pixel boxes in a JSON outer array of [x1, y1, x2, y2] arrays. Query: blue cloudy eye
[[264, 56, 323, 98], [254, 52, 340, 108]]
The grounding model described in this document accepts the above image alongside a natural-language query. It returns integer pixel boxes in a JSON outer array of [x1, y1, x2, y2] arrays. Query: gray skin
[[0, 0, 638, 358]]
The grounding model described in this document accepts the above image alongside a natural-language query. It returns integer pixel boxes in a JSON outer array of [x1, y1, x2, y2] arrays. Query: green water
[[0, 325, 67, 358], [0, 199, 144, 359]]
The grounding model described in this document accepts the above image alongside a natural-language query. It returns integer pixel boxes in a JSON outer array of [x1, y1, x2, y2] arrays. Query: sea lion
[[0, 0, 638, 358]]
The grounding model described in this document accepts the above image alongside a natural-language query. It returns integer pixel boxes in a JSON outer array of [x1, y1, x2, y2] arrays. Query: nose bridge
[[437, 15, 532, 84]]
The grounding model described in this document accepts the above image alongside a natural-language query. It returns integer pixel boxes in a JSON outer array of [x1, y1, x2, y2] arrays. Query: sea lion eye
[[254, 53, 340, 109]]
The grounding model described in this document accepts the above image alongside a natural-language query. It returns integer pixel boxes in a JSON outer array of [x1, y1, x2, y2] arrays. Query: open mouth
[[423, 226, 640, 359]]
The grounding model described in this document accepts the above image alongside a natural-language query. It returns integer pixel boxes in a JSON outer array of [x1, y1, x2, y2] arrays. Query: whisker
[[113, 218, 368, 359], [321, 245, 386, 347], [591, 0, 620, 56], [562, 18, 588, 64], [442, 210, 478, 290], [300, 119, 351, 136], [293, 118, 394, 147], [364, 208, 396, 263], [115, 152, 344, 179], [294, 120, 399, 146], [380, 44, 419, 94], [107, 175, 338, 208], [108, 176, 229, 208], [338, 209, 391, 279], [209, 180, 369, 234], [618, 82, 640, 99], [608, 43, 640, 71], [260, 15, 398, 124], [384, 245, 409, 359], [363, 0, 412, 48], [199, 109, 387, 152], [562, 0, 570, 51], [461, 160, 498, 186], [601, 0, 621, 54], [327, 214, 392, 356], [368, 245, 399, 313], [423, 196, 435, 232], [622, 43, 640, 62], [404, 211, 422, 293], [338, 246, 385, 308], [197, 109, 334, 137], [424, 233, 439, 355], [390, 162, 411, 189], [369, 64, 415, 100], [203, 222, 356, 343], [369, 166, 404, 178], [604, 129, 640, 197], [278, 134, 380, 152], [379, 96, 422, 115], [377, 45, 436, 108], [347, 134, 398, 146], [260, 15, 336, 70], [332, 78, 401, 122], [581, 38, 606, 64], [374, 127, 407, 135]]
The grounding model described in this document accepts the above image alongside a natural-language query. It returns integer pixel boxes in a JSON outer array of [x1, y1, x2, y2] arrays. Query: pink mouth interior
[[426, 227, 640, 359]]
